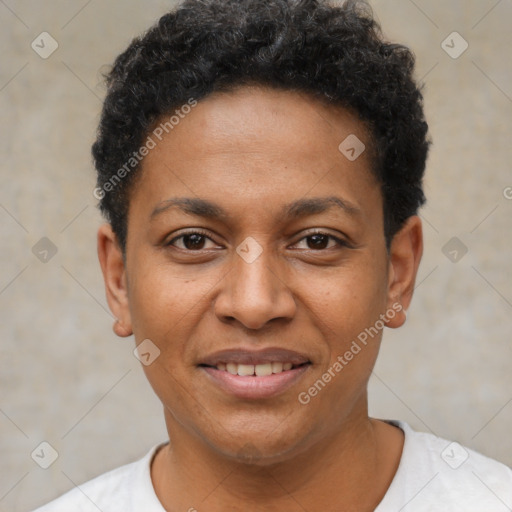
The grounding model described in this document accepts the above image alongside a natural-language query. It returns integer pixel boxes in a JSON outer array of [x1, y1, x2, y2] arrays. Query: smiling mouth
[[199, 361, 311, 376], [198, 348, 312, 398]]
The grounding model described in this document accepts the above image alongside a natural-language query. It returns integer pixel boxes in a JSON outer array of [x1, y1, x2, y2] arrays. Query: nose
[[213, 245, 297, 330]]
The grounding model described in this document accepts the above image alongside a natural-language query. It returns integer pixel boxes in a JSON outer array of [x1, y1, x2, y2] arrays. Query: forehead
[[130, 86, 381, 226], [148, 86, 373, 167]]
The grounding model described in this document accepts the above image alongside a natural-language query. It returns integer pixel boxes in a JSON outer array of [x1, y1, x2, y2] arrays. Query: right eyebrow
[[151, 197, 229, 221]]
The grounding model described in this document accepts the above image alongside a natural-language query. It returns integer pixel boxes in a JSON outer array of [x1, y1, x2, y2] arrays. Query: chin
[[205, 417, 315, 466]]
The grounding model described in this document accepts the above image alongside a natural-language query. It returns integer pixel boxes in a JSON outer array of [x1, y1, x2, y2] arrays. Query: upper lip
[[200, 347, 310, 366]]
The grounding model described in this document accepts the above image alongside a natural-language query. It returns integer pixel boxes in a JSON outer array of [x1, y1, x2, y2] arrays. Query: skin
[[98, 85, 423, 511]]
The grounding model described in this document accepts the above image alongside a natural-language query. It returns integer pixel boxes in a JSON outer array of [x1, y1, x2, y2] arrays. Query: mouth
[[198, 348, 312, 399]]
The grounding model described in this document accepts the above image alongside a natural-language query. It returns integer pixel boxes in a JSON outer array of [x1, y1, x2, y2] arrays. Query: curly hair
[[92, 0, 430, 252]]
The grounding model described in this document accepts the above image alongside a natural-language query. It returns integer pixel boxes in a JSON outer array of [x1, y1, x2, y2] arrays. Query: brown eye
[[167, 230, 217, 251], [294, 232, 347, 251], [306, 234, 330, 249], [180, 233, 206, 250]]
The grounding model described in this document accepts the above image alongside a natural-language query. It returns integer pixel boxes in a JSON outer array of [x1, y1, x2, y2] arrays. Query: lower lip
[[201, 365, 310, 400]]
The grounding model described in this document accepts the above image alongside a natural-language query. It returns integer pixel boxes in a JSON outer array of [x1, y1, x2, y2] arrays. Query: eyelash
[[166, 229, 349, 251]]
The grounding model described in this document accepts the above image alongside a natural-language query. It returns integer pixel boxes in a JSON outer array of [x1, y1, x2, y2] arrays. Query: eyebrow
[[150, 196, 361, 221]]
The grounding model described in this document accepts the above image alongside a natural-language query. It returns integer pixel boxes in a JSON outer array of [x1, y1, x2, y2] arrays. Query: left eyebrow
[[283, 196, 361, 219], [150, 195, 362, 221]]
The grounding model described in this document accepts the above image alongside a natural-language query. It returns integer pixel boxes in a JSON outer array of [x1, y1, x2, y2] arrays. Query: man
[[34, 0, 512, 510]]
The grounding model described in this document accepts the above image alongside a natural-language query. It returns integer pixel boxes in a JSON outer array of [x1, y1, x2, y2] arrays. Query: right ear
[[97, 223, 133, 337]]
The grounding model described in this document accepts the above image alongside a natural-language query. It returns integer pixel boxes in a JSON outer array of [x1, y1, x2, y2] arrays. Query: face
[[98, 85, 422, 464]]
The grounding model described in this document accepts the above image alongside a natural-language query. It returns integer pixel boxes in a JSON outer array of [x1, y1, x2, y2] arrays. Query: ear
[[385, 216, 423, 329], [97, 223, 133, 337]]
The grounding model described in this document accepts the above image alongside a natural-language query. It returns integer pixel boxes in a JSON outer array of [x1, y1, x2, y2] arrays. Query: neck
[[151, 403, 403, 511]]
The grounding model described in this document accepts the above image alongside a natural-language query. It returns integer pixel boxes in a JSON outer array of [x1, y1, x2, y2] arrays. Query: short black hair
[[92, 0, 430, 252]]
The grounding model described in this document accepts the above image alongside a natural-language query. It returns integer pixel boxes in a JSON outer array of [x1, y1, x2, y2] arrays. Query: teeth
[[272, 362, 283, 373], [216, 362, 299, 375], [255, 363, 272, 376], [237, 364, 254, 376]]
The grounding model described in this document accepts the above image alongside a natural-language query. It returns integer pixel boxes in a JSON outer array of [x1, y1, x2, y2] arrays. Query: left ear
[[385, 215, 423, 328]]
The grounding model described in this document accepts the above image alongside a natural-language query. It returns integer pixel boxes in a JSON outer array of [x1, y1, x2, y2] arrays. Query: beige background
[[0, 1, 511, 510]]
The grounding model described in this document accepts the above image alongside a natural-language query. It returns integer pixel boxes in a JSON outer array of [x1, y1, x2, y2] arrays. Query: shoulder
[[377, 420, 512, 512], [32, 444, 166, 512]]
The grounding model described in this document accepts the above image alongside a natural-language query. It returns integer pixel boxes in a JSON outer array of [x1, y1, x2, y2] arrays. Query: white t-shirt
[[33, 421, 512, 511]]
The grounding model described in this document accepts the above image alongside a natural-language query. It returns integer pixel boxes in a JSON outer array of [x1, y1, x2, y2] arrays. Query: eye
[[165, 230, 349, 252], [166, 230, 219, 251], [293, 231, 348, 250]]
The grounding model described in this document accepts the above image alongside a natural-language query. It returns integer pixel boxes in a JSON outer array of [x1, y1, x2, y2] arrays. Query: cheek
[[126, 260, 212, 352], [295, 278, 386, 421], [304, 258, 388, 334], [127, 266, 209, 410], [303, 259, 388, 385]]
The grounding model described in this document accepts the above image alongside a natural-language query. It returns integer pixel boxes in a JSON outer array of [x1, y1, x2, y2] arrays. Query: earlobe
[[385, 216, 423, 329], [97, 224, 133, 337], [113, 318, 133, 337]]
